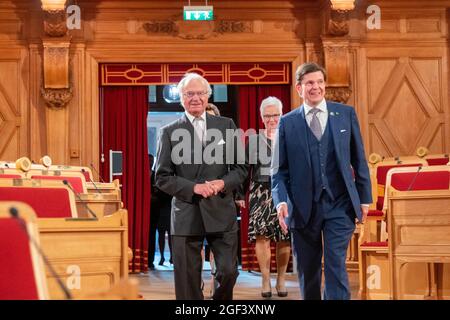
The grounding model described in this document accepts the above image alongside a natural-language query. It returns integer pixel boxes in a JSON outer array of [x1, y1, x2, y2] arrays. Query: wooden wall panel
[[0, 49, 28, 161], [362, 48, 448, 157]]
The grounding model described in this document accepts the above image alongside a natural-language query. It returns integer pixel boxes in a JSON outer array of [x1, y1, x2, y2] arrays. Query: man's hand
[[235, 200, 246, 208], [277, 203, 289, 235], [356, 205, 369, 225], [206, 180, 225, 195], [193, 183, 216, 198]]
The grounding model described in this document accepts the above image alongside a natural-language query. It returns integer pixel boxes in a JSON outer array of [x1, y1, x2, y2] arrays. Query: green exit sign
[[183, 6, 214, 21]]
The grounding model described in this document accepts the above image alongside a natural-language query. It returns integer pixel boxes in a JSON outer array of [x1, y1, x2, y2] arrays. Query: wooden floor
[[132, 268, 360, 300]]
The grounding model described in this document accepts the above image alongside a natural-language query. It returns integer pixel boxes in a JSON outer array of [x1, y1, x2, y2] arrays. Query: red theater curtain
[[100, 86, 151, 273], [238, 85, 293, 273]]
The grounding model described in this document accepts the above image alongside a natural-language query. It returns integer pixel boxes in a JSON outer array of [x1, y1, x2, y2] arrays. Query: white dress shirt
[[185, 111, 206, 143]]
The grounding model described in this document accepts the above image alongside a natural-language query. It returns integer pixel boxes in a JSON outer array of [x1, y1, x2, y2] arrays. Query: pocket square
[[218, 139, 226, 145], [340, 129, 347, 133]]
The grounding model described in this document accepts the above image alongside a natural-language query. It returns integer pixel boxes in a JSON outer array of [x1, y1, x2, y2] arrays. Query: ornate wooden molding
[[322, 38, 352, 103], [43, 40, 70, 89], [214, 20, 253, 34], [142, 21, 178, 36], [41, 86, 73, 109], [40, 1, 73, 108], [143, 19, 253, 39], [325, 86, 352, 104], [327, 9, 350, 36], [43, 10, 68, 37]]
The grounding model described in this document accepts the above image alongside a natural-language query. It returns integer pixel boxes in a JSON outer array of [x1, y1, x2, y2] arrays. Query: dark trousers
[[148, 217, 158, 267], [291, 192, 355, 300], [172, 229, 239, 300]]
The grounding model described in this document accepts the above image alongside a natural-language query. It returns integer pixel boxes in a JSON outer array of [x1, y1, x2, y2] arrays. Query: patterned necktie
[[193, 117, 205, 144], [309, 108, 322, 140]]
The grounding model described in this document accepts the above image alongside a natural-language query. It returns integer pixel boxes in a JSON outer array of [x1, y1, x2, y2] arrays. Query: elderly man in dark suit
[[155, 72, 247, 300], [271, 62, 372, 300]]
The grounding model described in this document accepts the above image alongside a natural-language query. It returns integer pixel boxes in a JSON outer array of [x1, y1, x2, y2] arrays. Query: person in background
[[206, 103, 221, 116], [236, 96, 291, 298], [148, 153, 173, 268], [148, 154, 158, 270]]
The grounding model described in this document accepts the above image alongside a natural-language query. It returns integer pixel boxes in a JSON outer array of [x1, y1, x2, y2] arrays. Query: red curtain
[[238, 85, 293, 273], [100, 86, 151, 273]]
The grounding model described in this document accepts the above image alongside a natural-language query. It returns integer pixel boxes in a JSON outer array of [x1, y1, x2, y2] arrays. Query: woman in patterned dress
[[236, 96, 291, 298]]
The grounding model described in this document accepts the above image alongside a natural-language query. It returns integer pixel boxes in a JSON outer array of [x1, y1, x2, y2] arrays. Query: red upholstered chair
[[0, 201, 49, 300], [415, 146, 450, 166], [29, 172, 88, 194], [0, 174, 23, 179], [359, 165, 450, 299], [359, 158, 428, 299], [0, 168, 25, 179], [0, 186, 78, 218], [424, 155, 450, 166]]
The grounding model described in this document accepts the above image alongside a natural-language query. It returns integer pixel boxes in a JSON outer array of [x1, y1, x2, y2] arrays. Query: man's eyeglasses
[[263, 114, 281, 120], [183, 91, 209, 98]]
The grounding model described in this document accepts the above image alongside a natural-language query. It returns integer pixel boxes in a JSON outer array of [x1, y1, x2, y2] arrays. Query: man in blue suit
[[271, 62, 372, 300]]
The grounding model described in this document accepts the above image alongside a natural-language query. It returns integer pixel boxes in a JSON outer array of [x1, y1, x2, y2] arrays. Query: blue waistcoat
[[306, 119, 347, 202]]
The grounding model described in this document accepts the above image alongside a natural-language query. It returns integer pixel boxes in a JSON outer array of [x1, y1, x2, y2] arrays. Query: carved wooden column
[[40, 0, 72, 164], [322, 0, 355, 104]]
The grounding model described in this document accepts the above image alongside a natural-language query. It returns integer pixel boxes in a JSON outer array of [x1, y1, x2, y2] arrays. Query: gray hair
[[177, 72, 212, 107], [206, 103, 221, 116], [260, 96, 283, 119]]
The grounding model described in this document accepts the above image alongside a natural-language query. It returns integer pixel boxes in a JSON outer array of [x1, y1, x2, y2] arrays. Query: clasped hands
[[193, 180, 225, 198]]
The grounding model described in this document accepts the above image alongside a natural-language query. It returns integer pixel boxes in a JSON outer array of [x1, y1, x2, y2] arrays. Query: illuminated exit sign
[[183, 6, 214, 21]]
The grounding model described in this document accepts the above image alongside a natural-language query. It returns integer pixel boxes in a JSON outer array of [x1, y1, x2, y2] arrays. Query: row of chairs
[[0, 156, 130, 299], [358, 148, 450, 299], [0, 157, 122, 219], [0, 201, 138, 300]]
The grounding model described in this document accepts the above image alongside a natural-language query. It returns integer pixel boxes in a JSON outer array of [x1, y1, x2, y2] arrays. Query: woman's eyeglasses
[[263, 114, 281, 120]]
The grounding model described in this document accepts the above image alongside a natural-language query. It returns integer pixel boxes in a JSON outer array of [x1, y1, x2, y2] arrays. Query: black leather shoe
[[158, 258, 165, 265], [149, 263, 155, 270], [261, 291, 272, 298], [276, 287, 288, 297], [276, 290, 288, 297]]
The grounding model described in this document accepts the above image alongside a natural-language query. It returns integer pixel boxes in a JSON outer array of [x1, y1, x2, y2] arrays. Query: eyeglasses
[[263, 114, 281, 120], [183, 91, 209, 98]]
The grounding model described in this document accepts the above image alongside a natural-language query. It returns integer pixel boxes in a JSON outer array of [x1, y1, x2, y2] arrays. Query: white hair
[[260, 96, 283, 119], [177, 72, 212, 107]]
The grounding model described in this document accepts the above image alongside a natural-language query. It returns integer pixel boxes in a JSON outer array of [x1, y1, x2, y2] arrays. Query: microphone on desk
[[407, 165, 423, 191], [89, 163, 106, 183], [9, 206, 73, 300], [81, 169, 101, 194], [62, 180, 98, 219]]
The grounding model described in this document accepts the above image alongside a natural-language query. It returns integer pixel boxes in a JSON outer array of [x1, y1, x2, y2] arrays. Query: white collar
[[303, 99, 327, 115], [185, 111, 206, 123]]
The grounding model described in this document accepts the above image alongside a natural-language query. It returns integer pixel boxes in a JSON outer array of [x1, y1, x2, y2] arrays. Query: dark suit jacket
[[155, 113, 248, 236], [271, 101, 372, 229]]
